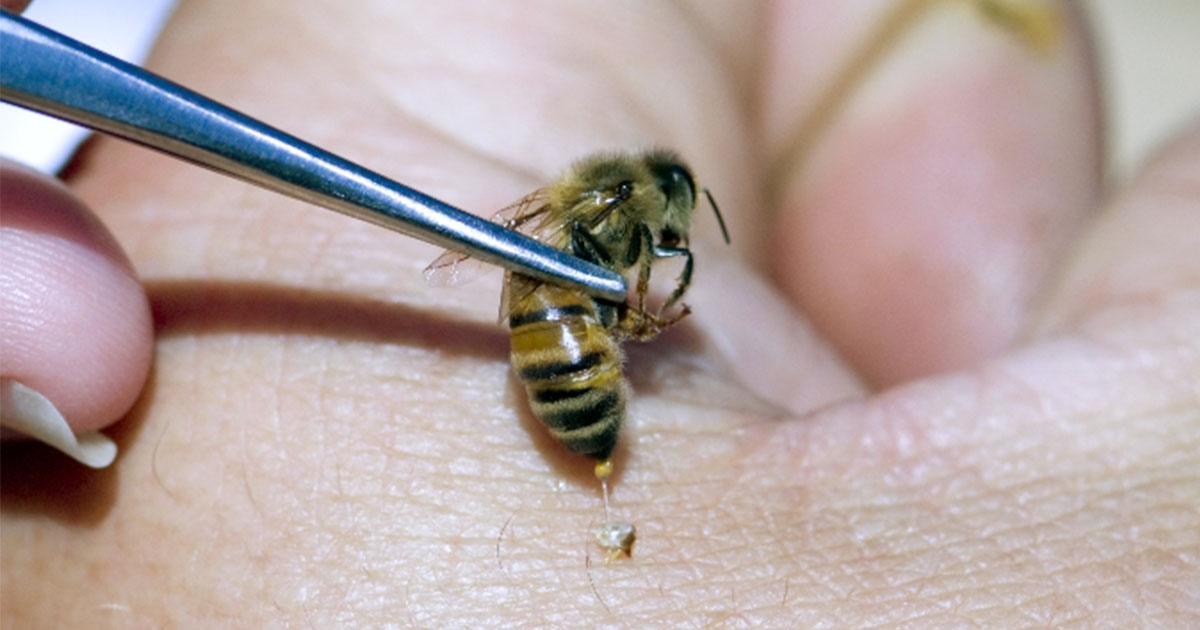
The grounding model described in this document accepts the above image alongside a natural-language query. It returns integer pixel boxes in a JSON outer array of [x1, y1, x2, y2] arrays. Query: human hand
[[3, 1, 1196, 627]]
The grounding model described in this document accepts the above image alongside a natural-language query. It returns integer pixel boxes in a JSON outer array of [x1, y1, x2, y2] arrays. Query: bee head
[[647, 152, 697, 246]]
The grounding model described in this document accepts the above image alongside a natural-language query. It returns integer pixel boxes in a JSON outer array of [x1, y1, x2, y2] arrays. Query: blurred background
[[1087, 0, 1200, 180], [3, 0, 1198, 182]]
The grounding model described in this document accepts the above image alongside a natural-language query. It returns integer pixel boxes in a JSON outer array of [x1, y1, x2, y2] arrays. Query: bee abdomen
[[509, 304, 626, 460], [508, 304, 591, 328], [517, 351, 605, 382], [531, 385, 624, 458]]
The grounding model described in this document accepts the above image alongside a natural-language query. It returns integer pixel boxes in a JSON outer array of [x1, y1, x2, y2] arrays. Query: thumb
[[1, 161, 152, 466]]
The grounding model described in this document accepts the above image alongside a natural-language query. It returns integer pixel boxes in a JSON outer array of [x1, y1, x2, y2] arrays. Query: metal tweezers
[[0, 11, 627, 302]]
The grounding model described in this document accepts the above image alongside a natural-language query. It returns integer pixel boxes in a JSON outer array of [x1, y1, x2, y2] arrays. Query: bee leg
[[632, 223, 656, 317], [570, 221, 613, 266], [615, 224, 696, 340], [620, 304, 691, 341], [652, 244, 693, 316]]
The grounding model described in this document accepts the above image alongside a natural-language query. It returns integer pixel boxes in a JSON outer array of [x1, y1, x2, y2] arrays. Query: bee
[[426, 149, 728, 556]]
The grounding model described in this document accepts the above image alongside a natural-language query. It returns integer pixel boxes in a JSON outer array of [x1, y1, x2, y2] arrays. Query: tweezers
[[0, 11, 627, 302]]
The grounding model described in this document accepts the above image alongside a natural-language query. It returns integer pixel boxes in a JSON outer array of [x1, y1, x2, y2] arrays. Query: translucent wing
[[424, 182, 633, 324], [497, 187, 569, 246], [491, 184, 636, 322], [424, 188, 577, 325], [422, 249, 490, 287], [422, 188, 556, 288]]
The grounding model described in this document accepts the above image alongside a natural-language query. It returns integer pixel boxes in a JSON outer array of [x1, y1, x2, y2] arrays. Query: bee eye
[[664, 165, 696, 203]]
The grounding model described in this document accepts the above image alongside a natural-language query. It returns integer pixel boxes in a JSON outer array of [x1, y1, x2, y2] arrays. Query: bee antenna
[[703, 188, 731, 245]]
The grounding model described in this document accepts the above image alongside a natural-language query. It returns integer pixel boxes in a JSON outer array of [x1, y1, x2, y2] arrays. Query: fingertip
[[764, 1, 1101, 385], [1, 163, 152, 435]]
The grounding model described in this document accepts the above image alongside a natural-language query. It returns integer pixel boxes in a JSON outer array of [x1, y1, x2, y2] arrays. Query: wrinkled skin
[[2, 1, 1197, 627]]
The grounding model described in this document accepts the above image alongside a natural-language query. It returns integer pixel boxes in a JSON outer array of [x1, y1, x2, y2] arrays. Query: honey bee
[[426, 149, 728, 556]]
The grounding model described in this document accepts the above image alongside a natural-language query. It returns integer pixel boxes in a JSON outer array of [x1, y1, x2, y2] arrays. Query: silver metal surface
[[0, 11, 627, 302]]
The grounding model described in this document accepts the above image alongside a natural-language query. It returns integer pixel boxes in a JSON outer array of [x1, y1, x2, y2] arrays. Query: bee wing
[[493, 184, 642, 323], [423, 186, 622, 326], [422, 188, 559, 287], [498, 270, 548, 325], [490, 189, 578, 325], [422, 249, 488, 287], [497, 188, 566, 244], [497, 270, 517, 324]]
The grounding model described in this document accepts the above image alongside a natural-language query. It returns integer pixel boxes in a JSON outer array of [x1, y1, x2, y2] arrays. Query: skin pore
[[2, 1, 1197, 627]]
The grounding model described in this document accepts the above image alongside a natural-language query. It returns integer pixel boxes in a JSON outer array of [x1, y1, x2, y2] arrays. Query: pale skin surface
[[2, 0, 1198, 627]]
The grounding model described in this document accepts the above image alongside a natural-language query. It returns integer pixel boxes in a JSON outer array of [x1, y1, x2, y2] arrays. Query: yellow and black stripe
[[507, 279, 626, 460]]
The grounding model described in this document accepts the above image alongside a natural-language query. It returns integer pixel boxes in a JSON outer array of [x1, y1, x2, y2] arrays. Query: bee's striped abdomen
[[508, 283, 626, 460]]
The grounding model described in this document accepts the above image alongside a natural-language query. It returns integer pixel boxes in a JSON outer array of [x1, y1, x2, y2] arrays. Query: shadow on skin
[[0, 443, 123, 526], [0, 370, 156, 527], [146, 279, 510, 361]]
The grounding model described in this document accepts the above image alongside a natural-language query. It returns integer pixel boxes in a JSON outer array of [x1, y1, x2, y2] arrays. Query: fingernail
[[1, 378, 118, 468]]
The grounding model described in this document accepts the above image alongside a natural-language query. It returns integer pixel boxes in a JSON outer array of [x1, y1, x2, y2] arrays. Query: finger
[[0, 161, 153, 436], [1, 0, 33, 14], [760, 0, 1102, 386], [1033, 118, 1200, 334]]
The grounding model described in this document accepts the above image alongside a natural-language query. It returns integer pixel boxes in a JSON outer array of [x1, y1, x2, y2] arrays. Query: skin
[[2, 1, 1197, 627]]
